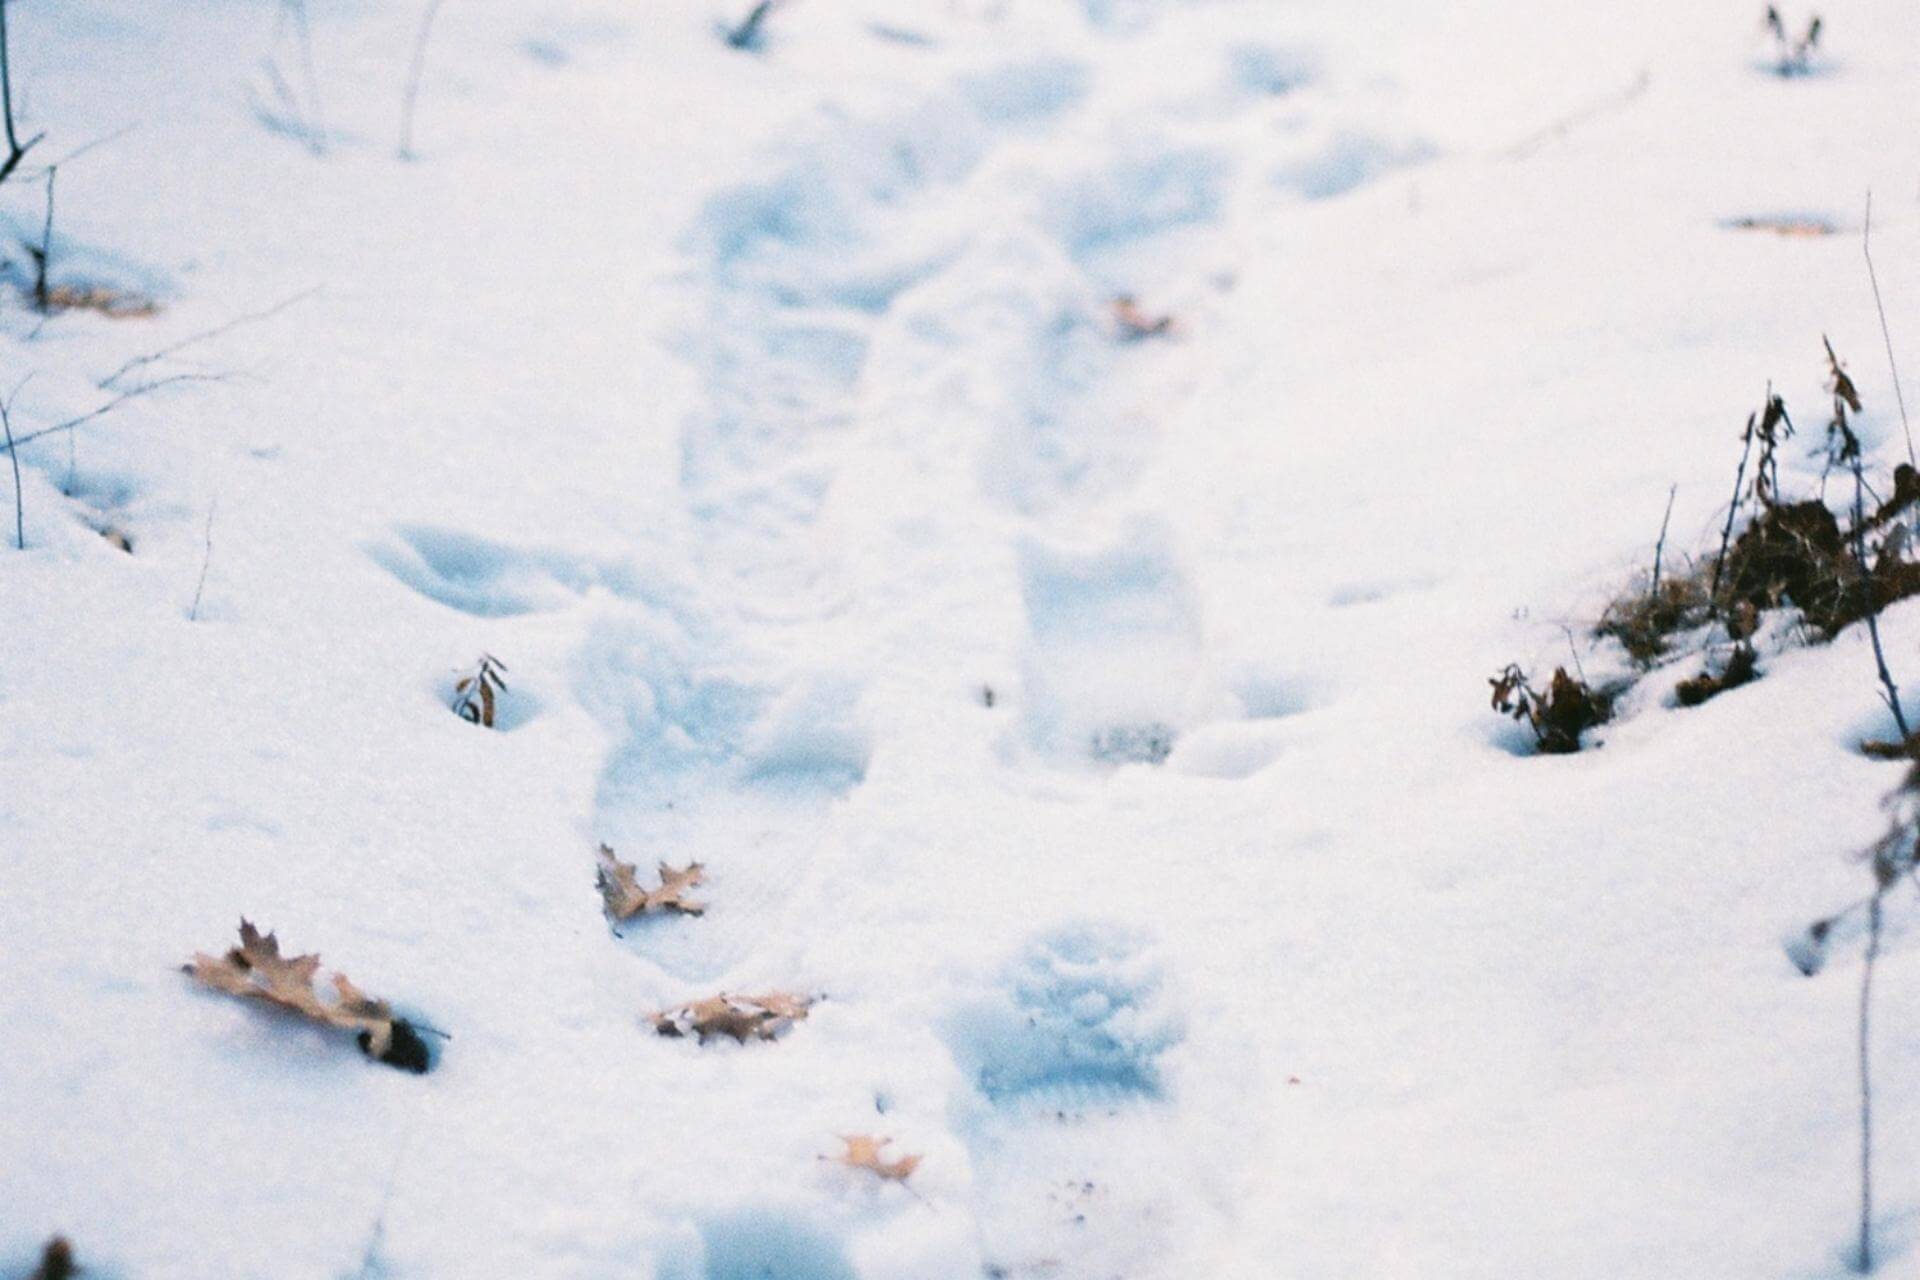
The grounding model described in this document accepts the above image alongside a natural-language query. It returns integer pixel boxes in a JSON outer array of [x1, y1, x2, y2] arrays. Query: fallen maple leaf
[[596, 844, 705, 920], [650, 991, 812, 1043], [832, 1134, 922, 1183], [185, 920, 429, 1072]]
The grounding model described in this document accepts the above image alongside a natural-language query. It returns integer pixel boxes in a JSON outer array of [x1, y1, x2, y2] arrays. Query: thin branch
[[1711, 409, 1759, 608], [1858, 891, 1882, 1273], [725, 0, 780, 49], [101, 285, 320, 389], [1649, 482, 1677, 605], [1851, 449, 1912, 741], [397, 0, 447, 161], [1502, 69, 1650, 162], [30, 163, 53, 312], [0, 371, 227, 455], [0, 0, 43, 188], [0, 377, 23, 549], [189, 496, 217, 621], [20, 123, 134, 180], [1863, 193, 1915, 470], [288, 0, 326, 156]]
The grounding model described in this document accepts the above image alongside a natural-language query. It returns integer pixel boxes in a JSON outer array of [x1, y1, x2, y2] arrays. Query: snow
[[7, 0, 1920, 1276]]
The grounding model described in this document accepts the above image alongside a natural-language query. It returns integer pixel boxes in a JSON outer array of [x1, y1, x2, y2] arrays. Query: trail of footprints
[[366, 17, 1424, 1275]]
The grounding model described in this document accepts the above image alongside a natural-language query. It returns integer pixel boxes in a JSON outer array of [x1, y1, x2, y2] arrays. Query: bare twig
[[1711, 409, 1759, 607], [189, 496, 217, 621], [1858, 890, 1881, 1272], [22, 123, 135, 181], [29, 163, 53, 312], [1849, 445, 1912, 741], [0, 0, 44, 187], [726, 0, 782, 49], [101, 286, 320, 389], [398, 0, 448, 160], [1649, 482, 1677, 605], [0, 371, 227, 456], [1502, 69, 1650, 162], [1863, 193, 1915, 470], [1, 376, 23, 549], [287, 0, 326, 155]]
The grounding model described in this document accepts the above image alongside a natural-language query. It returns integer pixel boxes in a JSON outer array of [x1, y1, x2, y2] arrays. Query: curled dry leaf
[[832, 1134, 923, 1183], [651, 991, 813, 1043], [185, 920, 429, 1072], [596, 844, 705, 919], [1111, 293, 1175, 340]]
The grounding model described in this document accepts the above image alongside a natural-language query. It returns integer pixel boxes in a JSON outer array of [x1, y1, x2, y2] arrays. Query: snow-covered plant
[[451, 653, 508, 727], [1765, 6, 1822, 77]]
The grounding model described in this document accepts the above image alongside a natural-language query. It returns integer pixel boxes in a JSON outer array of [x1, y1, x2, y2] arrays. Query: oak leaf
[[650, 991, 812, 1043], [185, 920, 428, 1071], [596, 844, 706, 919], [833, 1134, 922, 1183]]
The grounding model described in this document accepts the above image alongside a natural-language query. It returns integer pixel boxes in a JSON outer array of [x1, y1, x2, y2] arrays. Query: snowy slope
[[7, 0, 1920, 1277]]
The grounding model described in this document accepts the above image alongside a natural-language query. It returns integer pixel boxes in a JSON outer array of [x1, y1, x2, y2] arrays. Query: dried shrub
[[1674, 643, 1759, 707], [1489, 664, 1612, 753], [1598, 568, 1714, 664]]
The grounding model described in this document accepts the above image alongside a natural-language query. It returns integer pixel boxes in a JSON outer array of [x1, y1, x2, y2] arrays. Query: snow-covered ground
[[7, 0, 1920, 1275]]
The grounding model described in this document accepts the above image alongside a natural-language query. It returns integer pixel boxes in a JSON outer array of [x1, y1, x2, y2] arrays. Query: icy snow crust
[[5, 0, 1920, 1276]]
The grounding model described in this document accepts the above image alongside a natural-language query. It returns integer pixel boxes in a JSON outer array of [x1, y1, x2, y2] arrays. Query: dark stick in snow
[[189, 497, 217, 621], [1858, 891, 1881, 1272], [1864, 194, 1916, 469], [1648, 482, 1677, 607], [1850, 447, 1911, 741], [1, 381, 21, 549], [0, 0, 43, 187]]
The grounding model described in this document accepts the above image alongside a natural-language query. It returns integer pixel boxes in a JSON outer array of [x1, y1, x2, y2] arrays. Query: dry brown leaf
[[650, 990, 812, 1043], [833, 1134, 923, 1183], [1111, 293, 1176, 340], [1723, 215, 1836, 237], [596, 844, 706, 919], [185, 920, 428, 1071], [44, 284, 160, 319]]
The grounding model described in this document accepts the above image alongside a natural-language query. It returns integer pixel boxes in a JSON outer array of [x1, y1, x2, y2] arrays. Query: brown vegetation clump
[[1489, 664, 1612, 753], [1597, 569, 1714, 664], [1675, 643, 1760, 707]]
